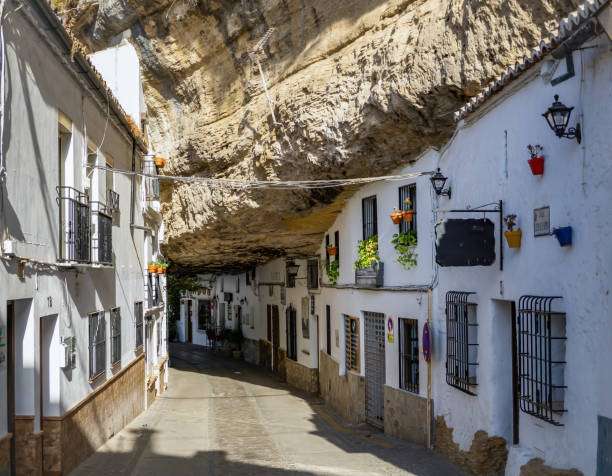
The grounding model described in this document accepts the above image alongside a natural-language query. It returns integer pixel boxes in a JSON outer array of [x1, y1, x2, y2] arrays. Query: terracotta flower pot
[[154, 157, 166, 168], [504, 229, 522, 248], [402, 210, 414, 223], [390, 212, 403, 224], [528, 157, 544, 175], [327, 246, 338, 256], [159, 267, 166, 274], [148, 264, 157, 273]]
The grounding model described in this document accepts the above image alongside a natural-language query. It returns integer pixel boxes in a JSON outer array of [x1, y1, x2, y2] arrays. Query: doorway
[[7, 301, 15, 476], [364, 312, 385, 428], [187, 300, 193, 343], [272, 305, 280, 374]]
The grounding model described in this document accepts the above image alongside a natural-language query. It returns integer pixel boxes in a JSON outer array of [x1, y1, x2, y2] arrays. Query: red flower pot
[[528, 156, 544, 175]]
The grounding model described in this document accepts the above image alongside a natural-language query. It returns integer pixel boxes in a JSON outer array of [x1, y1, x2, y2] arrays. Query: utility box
[[60, 336, 76, 369]]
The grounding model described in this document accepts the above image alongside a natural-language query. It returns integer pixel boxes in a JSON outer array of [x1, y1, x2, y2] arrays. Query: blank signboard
[[435, 218, 496, 267], [598, 415, 612, 476]]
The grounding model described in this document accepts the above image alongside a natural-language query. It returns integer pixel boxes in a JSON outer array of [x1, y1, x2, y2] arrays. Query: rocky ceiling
[[65, 0, 575, 272]]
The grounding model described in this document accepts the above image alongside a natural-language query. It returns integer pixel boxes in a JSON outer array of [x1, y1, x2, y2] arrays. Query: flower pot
[[390, 213, 403, 224], [504, 229, 522, 248], [147, 264, 157, 274], [327, 246, 338, 256], [402, 210, 414, 223], [159, 267, 166, 274], [553, 227, 572, 247], [528, 156, 544, 175], [355, 261, 384, 288], [154, 157, 166, 168], [155, 265, 164, 273]]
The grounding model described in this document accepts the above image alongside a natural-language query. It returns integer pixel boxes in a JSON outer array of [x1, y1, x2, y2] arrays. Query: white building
[[180, 1, 612, 474], [0, 1, 168, 474]]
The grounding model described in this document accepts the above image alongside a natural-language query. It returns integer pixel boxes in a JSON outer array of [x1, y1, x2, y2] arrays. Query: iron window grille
[[267, 305, 272, 341], [89, 311, 106, 380], [399, 184, 417, 238], [143, 158, 160, 201], [91, 201, 112, 265], [110, 307, 121, 366], [445, 291, 478, 395], [344, 316, 360, 372], [307, 259, 319, 290], [198, 300, 211, 330], [326, 305, 331, 355], [399, 318, 419, 394], [135, 302, 144, 350], [518, 295, 567, 426], [362, 196, 378, 240], [334, 230, 340, 266], [108, 189, 120, 214], [286, 306, 297, 361], [57, 186, 91, 263], [325, 234, 330, 262]]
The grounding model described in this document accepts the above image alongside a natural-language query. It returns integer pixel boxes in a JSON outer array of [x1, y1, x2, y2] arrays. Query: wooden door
[[187, 300, 193, 343], [7, 301, 15, 476], [272, 305, 280, 373]]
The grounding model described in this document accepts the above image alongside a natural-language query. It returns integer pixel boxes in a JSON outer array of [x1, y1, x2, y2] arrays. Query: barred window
[[399, 318, 419, 393], [399, 184, 417, 238], [110, 307, 121, 366], [445, 291, 478, 395], [344, 316, 360, 372], [135, 302, 144, 350], [89, 311, 106, 380], [286, 307, 297, 361], [198, 300, 211, 330], [362, 196, 377, 240], [307, 259, 319, 290]]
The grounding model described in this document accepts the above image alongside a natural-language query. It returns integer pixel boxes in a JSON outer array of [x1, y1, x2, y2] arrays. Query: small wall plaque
[[534, 206, 550, 236]]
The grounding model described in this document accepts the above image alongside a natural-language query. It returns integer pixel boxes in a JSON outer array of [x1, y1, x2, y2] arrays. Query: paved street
[[71, 343, 464, 475]]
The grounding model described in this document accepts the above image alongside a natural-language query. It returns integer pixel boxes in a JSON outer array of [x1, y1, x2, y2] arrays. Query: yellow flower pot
[[504, 229, 522, 248]]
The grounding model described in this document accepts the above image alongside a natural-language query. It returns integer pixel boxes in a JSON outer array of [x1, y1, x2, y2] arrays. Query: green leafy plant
[[391, 232, 418, 270], [353, 235, 379, 270], [325, 260, 339, 286]]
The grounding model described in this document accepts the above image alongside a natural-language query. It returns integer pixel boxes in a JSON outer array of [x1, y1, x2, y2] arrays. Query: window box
[[355, 262, 384, 287]]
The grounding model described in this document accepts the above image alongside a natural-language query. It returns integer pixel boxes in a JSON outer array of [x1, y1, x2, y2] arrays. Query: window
[[286, 266, 296, 288], [198, 300, 211, 330], [135, 302, 144, 350], [399, 319, 419, 393], [236, 276, 240, 293], [325, 234, 330, 261], [399, 184, 417, 238], [89, 311, 106, 380], [286, 306, 297, 361], [344, 316, 360, 372], [267, 305, 272, 341], [157, 322, 162, 357], [110, 308, 121, 366], [334, 230, 340, 266], [518, 295, 567, 425], [245, 271, 250, 286], [307, 259, 319, 290], [445, 291, 478, 395], [326, 305, 331, 355], [362, 196, 377, 240]]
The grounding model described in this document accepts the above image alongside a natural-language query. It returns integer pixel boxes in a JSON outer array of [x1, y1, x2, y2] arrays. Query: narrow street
[[71, 343, 464, 476]]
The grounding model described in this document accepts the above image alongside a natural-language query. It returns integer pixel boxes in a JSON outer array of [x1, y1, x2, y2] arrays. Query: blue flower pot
[[553, 227, 572, 247]]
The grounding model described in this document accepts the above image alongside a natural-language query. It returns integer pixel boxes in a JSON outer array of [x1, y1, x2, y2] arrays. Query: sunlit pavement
[[71, 343, 464, 475]]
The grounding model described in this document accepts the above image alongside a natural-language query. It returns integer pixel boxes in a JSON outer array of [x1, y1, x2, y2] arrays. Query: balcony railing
[[91, 201, 113, 265], [143, 159, 159, 201], [57, 186, 90, 263]]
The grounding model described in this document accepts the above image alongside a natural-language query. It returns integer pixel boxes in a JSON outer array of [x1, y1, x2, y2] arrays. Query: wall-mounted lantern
[[542, 95, 581, 144], [430, 169, 451, 198], [286, 261, 300, 277]]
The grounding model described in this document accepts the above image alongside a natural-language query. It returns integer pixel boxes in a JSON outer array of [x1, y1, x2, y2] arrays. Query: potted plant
[[325, 259, 339, 286], [527, 144, 544, 176], [390, 208, 403, 224], [391, 231, 417, 270], [154, 156, 166, 168], [401, 198, 414, 223], [147, 261, 157, 274], [159, 263, 168, 274], [553, 226, 572, 247], [326, 244, 338, 256], [504, 214, 522, 248], [354, 235, 383, 287]]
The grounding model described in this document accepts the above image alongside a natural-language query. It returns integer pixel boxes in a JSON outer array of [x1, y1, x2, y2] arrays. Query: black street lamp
[[430, 169, 451, 198], [286, 262, 300, 276], [542, 95, 581, 143]]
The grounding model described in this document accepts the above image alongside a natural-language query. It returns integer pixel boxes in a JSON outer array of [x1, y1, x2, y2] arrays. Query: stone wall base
[[242, 337, 259, 365], [318, 351, 365, 425], [0, 433, 11, 476], [384, 386, 430, 446], [15, 416, 42, 476], [284, 357, 319, 394], [434, 415, 508, 476], [520, 458, 583, 476], [259, 340, 272, 371]]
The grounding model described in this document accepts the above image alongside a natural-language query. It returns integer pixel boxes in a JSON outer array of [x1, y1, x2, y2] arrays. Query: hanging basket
[[402, 210, 414, 223], [148, 264, 157, 274], [528, 157, 544, 175], [553, 227, 572, 247], [327, 246, 338, 256], [390, 212, 403, 224], [504, 229, 522, 248], [154, 157, 166, 168]]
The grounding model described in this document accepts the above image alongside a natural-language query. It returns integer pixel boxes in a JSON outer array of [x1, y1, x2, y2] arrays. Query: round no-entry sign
[[422, 323, 431, 362]]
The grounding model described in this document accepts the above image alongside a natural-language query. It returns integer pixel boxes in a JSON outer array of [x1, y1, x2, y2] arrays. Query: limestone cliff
[[66, 0, 575, 271]]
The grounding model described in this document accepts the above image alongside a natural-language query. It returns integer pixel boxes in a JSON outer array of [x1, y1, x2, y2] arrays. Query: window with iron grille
[[236, 276, 240, 293], [399, 184, 417, 238], [326, 305, 331, 355], [89, 311, 106, 380], [307, 259, 319, 290], [399, 318, 419, 393], [518, 295, 567, 425], [135, 302, 144, 350], [110, 308, 121, 366], [198, 300, 211, 330], [286, 306, 297, 361], [445, 291, 478, 395], [267, 305, 272, 341], [245, 271, 250, 286], [334, 230, 340, 267], [344, 316, 360, 372], [362, 196, 378, 240], [286, 267, 296, 288]]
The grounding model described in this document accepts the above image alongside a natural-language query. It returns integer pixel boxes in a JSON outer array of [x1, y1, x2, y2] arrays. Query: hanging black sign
[[435, 218, 496, 267]]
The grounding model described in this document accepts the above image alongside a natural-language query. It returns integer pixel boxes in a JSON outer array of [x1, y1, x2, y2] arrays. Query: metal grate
[[399, 318, 419, 394], [143, 159, 160, 201], [344, 316, 360, 372], [91, 201, 112, 265], [57, 186, 91, 262], [326, 305, 331, 355], [364, 312, 385, 428], [307, 259, 319, 290], [445, 291, 478, 395], [399, 184, 417, 237], [198, 300, 211, 330], [110, 308, 121, 365], [286, 306, 297, 361], [89, 311, 106, 380], [135, 302, 144, 350], [334, 230, 340, 265], [362, 196, 378, 240], [518, 295, 567, 426]]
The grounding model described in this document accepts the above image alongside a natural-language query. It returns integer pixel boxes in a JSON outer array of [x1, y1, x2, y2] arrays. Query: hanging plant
[[527, 144, 544, 176], [504, 214, 522, 248], [390, 209, 403, 224], [391, 231, 417, 270], [148, 261, 157, 274], [325, 260, 339, 286], [353, 235, 379, 270], [326, 244, 338, 256], [154, 156, 166, 168]]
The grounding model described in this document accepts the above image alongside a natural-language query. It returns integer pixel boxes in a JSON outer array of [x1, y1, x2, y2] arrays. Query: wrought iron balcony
[[143, 159, 160, 201], [91, 201, 113, 265], [57, 186, 90, 263]]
